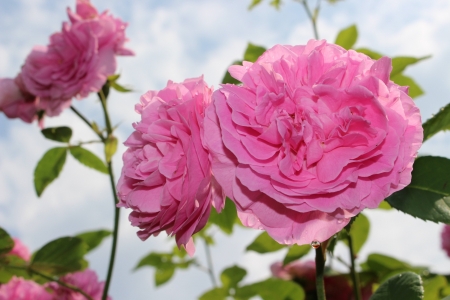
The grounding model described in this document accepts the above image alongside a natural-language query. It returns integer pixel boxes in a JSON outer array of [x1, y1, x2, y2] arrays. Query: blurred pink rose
[[9, 238, 31, 261], [46, 269, 110, 300], [205, 40, 423, 246], [0, 78, 38, 123], [117, 76, 224, 255], [441, 225, 450, 257], [0, 277, 52, 300], [20, 0, 133, 118]]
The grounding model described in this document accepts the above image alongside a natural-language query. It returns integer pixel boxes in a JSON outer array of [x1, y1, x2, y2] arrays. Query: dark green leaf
[[155, 264, 175, 286], [0, 256, 30, 283], [75, 229, 111, 252], [110, 81, 132, 93], [246, 232, 285, 253], [0, 227, 14, 255], [355, 48, 383, 60], [34, 147, 67, 197], [222, 60, 242, 84], [30, 237, 88, 276], [335, 24, 358, 50], [283, 244, 310, 265], [361, 253, 425, 282], [423, 103, 450, 142], [342, 213, 370, 254], [370, 272, 424, 300], [209, 198, 238, 234], [100, 81, 110, 100], [220, 265, 247, 289], [105, 136, 118, 163], [41, 127, 72, 143], [236, 278, 305, 300], [244, 43, 266, 63], [391, 73, 424, 98], [387, 156, 450, 223], [69, 146, 108, 174], [391, 56, 431, 77], [199, 287, 229, 300], [248, 0, 263, 10], [422, 275, 447, 300]]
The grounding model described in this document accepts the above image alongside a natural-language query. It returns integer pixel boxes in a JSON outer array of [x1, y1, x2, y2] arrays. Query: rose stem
[[315, 244, 327, 300], [347, 234, 362, 300], [298, 0, 321, 40], [204, 239, 218, 287]]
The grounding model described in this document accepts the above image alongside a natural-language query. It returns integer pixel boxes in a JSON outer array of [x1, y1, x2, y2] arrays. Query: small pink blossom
[[0, 277, 52, 300], [46, 269, 110, 300], [205, 40, 423, 246], [441, 225, 450, 257], [9, 238, 31, 261], [117, 76, 224, 255]]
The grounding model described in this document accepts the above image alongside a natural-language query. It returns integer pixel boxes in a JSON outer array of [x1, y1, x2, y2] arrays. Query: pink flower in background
[[205, 40, 423, 246], [117, 76, 224, 255], [441, 225, 450, 257], [46, 269, 110, 300], [9, 238, 31, 261], [0, 78, 38, 124], [0, 277, 52, 300], [19, 0, 133, 118]]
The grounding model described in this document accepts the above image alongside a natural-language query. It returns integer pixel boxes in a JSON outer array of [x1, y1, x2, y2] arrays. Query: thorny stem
[[347, 234, 362, 300], [315, 245, 327, 300], [204, 240, 218, 287], [298, 0, 321, 39]]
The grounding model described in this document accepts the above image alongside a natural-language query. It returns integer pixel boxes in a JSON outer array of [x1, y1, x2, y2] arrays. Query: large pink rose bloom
[[9, 238, 31, 261], [20, 0, 133, 117], [441, 225, 450, 257], [117, 76, 224, 255], [46, 269, 110, 300], [0, 78, 38, 123], [205, 40, 423, 245], [0, 277, 52, 300]]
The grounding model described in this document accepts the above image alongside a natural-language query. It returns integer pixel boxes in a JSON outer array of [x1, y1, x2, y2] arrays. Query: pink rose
[[205, 40, 423, 246], [9, 238, 31, 261], [0, 277, 52, 300], [20, 0, 133, 118], [0, 78, 38, 123], [441, 225, 450, 257], [46, 269, 110, 300], [117, 76, 224, 255]]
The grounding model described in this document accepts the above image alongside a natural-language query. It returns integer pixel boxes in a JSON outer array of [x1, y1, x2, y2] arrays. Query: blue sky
[[1, 0, 450, 299]]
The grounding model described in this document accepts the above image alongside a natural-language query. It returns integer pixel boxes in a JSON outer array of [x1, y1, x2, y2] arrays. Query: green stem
[[299, 0, 320, 39], [315, 245, 326, 300], [203, 240, 217, 287], [347, 234, 362, 300], [70, 106, 105, 142], [98, 90, 113, 135]]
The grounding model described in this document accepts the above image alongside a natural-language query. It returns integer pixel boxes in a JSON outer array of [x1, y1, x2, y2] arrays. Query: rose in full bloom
[[117, 76, 224, 255], [441, 225, 450, 257], [9, 238, 31, 261], [19, 0, 133, 118], [205, 39, 423, 245], [0, 77, 39, 124], [0, 277, 52, 300], [46, 269, 110, 300]]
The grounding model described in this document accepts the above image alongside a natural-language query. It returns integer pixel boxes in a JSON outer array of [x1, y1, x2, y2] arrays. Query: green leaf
[[75, 229, 111, 252], [134, 252, 171, 270], [283, 244, 310, 265], [335, 24, 358, 50], [244, 43, 266, 63], [377, 201, 392, 210], [41, 127, 72, 143], [246, 232, 285, 253], [222, 60, 243, 84], [110, 81, 132, 93], [30, 237, 88, 276], [199, 287, 229, 300], [391, 73, 424, 98], [422, 275, 447, 300], [355, 48, 383, 60], [370, 272, 424, 300], [423, 103, 450, 142], [269, 0, 281, 9], [209, 198, 238, 234], [155, 264, 175, 286], [105, 136, 118, 163], [34, 147, 67, 197], [0, 256, 30, 283], [236, 278, 305, 300], [386, 156, 450, 223], [220, 265, 247, 289], [69, 146, 108, 174], [107, 74, 120, 82], [391, 56, 431, 77], [361, 253, 425, 282], [248, 0, 263, 10], [0, 228, 14, 255], [342, 213, 370, 254]]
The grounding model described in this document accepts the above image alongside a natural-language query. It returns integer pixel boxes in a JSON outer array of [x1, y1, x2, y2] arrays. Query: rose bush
[[117, 76, 224, 255], [205, 39, 423, 246]]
